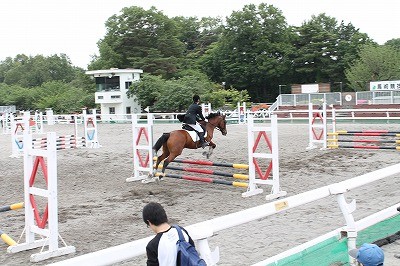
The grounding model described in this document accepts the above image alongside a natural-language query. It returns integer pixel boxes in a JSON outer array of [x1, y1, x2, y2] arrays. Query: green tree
[[0, 80, 94, 112], [128, 73, 212, 112], [34, 81, 94, 113], [89, 6, 185, 78], [200, 3, 295, 102], [173, 16, 223, 57], [0, 83, 40, 110], [128, 73, 248, 112], [385, 38, 400, 51], [3, 54, 76, 87], [0, 54, 95, 111], [0, 57, 14, 83], [345, 44, 400, 91], [293, 14, 372, 86]]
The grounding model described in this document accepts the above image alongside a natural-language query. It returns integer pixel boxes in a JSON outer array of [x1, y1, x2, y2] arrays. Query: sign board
[[301, 84, 319, 93], [370, 80, 400, 91]]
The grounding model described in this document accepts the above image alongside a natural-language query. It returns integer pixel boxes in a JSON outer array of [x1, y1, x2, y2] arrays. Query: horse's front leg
[[202, 141, 216, 159]]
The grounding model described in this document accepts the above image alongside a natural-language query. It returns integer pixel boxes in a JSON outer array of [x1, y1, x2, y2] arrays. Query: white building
[[85, 68, 143, 121]]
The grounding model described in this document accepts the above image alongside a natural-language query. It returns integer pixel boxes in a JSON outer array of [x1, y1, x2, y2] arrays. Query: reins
[[206, 117, 224, 132]]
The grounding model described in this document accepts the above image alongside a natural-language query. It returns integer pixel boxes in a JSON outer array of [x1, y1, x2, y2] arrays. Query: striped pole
[[328, 144, 400, 150], [0, 229, 17, 246], [155, 165, 249, 180], [0, 202, 24, 213], [339, 130, 400, 134], [327, 130, 400, 150], [32, 136, 86, 150], [333, 131, 400, 137], [155, 173, 248, 188], [327, 139, 400, 144], [167, 158, 249, 170]]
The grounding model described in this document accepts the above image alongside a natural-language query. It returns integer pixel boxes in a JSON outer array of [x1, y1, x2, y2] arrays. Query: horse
[[152, 112, 227, 176]]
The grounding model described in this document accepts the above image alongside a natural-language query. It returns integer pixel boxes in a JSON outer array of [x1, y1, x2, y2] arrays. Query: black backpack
[[173, 225, 207, 266]]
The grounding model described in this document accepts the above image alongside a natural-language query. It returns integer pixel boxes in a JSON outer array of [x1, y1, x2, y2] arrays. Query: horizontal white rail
[[38, 107, 400, 125], [253, 204, 400, 266], [49, 163, 400, 266]]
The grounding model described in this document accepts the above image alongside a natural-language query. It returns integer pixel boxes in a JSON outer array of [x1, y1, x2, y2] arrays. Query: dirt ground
[[0, 121, 399, 265]]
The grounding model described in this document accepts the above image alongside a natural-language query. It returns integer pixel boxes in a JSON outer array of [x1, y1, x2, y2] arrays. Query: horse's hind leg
[[161, 145, 182, 173], [161, 154, 176, 173], [155, 144, 170, 173]]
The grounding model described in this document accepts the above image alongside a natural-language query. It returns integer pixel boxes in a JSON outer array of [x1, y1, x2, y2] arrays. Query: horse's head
[[206, 112, 227, 136]]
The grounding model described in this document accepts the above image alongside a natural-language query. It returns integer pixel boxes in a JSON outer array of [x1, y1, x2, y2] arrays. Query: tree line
[[1, 3, 400, 112]]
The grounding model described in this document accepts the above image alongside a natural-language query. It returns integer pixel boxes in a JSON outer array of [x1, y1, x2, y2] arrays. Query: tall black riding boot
[[198, 131, 208, 148]]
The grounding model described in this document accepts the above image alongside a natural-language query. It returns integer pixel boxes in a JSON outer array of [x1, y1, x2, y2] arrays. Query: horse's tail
[[153, 133, 170, 152]]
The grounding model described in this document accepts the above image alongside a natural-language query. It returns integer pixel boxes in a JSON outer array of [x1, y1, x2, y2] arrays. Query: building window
[[98, 96, 104, 99], [126, 107, 131, 114], [109, 107, 115, 114], [95, 76, 120, 92], [125, 82, 132, 90], [111, 95, 120, 99]]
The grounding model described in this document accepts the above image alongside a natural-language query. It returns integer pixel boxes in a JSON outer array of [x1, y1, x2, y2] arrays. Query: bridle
[[207, 115, 227, 134]]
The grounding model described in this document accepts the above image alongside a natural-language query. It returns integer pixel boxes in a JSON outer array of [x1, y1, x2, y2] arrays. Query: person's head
[[349, 243, 384, 266], [193, 95, 200, 103], [142, 202, 168, 226]]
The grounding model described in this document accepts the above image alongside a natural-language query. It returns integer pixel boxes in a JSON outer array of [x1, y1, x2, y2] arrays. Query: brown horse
[[152, 112, 227, 175]]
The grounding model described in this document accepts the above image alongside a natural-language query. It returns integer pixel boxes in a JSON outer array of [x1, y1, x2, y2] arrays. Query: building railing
[[356, 90, 400, 104], [276, 92, 342, 109]]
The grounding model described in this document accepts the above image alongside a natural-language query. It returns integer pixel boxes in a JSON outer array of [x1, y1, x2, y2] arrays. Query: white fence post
[[46, 108, 55, 125]]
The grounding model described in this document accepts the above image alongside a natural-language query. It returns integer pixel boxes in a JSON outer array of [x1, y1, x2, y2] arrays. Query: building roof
[[85, 68, 143, 76]]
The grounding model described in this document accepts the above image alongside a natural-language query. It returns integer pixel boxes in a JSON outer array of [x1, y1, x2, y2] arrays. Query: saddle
[[181, 124, 207, 142], [182, 124, 194, 131]]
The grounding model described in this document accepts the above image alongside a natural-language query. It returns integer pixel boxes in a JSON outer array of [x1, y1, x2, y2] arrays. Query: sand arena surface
[[0, 121, 399, 265]]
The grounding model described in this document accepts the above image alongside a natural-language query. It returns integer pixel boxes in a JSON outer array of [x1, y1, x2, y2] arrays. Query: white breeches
[[188, 123, 203, 132]]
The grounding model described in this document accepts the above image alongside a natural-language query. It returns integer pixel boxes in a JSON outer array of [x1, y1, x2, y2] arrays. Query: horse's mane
[[205, 112, 222, 119]]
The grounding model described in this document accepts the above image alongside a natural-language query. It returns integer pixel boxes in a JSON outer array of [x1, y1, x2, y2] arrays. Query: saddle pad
[[185, 130, 208, 142]]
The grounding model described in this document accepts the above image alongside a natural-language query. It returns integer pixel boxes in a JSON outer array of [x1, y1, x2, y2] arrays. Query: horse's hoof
[[141, 176, 156, 184]]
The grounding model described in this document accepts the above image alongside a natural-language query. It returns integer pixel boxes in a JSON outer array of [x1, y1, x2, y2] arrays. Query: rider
[[183, 95, 208, 148]]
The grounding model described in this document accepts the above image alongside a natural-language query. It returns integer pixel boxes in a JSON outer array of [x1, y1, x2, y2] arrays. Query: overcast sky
[[1, 0, 399, 69]]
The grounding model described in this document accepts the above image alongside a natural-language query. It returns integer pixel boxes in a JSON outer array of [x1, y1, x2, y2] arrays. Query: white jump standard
[[7, 132, 75, 262]]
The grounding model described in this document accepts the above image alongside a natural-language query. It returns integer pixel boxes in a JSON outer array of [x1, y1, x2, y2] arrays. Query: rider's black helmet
[[193, 95, 200, 103]]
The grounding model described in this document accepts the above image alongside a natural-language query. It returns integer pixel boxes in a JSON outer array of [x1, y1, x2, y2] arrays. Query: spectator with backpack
[[142, 202, 206, 266]]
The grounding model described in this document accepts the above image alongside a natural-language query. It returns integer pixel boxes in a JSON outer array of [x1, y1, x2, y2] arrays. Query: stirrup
[[201, 141, 209, 149]]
